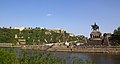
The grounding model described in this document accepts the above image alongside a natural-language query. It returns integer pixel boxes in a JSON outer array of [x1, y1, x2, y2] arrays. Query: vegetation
[[0, 27, 85, 45], [0, 28, 19, 43], [0, 48, 94, 64], [110, 26, 120, 45]]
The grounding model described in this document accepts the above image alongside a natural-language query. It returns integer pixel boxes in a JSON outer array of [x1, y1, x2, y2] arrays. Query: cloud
[[46, 13, 53, 17]]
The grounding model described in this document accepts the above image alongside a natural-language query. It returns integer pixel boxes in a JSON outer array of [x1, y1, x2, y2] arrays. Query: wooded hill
[[0, 27, 85, 45]]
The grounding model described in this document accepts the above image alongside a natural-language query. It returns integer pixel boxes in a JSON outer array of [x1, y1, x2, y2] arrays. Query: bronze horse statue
[[91, 23, 99, 31]]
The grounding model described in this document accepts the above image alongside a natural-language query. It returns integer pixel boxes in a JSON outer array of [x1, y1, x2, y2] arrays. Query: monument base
[[90, 38, 101, 40]]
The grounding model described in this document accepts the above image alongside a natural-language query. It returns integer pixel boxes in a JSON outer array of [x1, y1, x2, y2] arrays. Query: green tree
[[111, 27, 120, 45]]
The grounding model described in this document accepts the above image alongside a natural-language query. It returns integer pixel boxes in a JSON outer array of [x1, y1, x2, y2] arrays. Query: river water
[[3, 48, 120, 64], [50, 52, 120, 64]]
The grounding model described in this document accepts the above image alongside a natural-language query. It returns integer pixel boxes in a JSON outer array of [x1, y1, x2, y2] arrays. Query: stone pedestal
[[90, 30, 102, 40]]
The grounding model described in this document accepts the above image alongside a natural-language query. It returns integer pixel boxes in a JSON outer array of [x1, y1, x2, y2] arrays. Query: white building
[[69, 33, 75, 37], [14, 27, 25, 31], [47, 28, 65, 33]]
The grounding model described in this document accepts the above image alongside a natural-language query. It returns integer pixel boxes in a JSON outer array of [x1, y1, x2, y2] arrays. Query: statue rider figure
[[91, 22, 99, 31]]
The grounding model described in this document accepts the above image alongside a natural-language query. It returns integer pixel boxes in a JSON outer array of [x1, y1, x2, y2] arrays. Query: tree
[[111, 26, 120, 45]]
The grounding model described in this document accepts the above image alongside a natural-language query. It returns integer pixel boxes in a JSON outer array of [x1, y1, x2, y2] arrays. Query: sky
[[0, 0, 120, 37]]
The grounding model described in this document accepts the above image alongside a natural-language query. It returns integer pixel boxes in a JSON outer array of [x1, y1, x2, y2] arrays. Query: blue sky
[[0, 0, 120, 37]]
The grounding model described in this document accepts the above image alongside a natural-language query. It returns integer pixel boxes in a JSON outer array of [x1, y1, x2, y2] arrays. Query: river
[[50, 52, 120, 64], [3, 47, 120, 64]]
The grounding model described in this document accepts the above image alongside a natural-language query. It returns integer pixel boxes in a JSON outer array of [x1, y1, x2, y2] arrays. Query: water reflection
[[50, 52, 120, 64]]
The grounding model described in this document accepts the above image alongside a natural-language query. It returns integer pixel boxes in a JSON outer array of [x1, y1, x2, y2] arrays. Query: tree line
[[109, 27, 120, 45]]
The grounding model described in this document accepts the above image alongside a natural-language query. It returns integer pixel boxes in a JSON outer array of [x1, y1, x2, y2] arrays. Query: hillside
[[0, 27, 85, 45]]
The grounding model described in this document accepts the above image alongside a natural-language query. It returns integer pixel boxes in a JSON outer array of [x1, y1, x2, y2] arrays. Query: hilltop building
[[69, 33, 75, 37], [14, 27, 25, 31], [47, 28, 65, 34]]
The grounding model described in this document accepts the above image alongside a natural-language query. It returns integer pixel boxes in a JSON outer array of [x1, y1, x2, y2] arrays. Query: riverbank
[[1, 43, 120, 53], [47, 46, 120, 53], [14, 45, 120, 53]]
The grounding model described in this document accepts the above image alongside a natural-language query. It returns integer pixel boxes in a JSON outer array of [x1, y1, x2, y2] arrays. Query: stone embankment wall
[[0, 43, 13, 47], [0, 43, 120, 53], [47, 46, 120, 53], [21, 45, 50, 51]]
